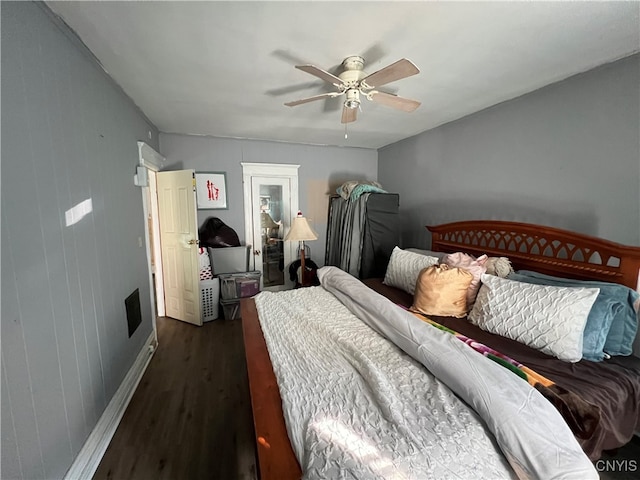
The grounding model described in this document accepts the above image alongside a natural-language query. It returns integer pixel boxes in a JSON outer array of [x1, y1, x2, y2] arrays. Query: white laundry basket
[[200, 278, 220, 322]]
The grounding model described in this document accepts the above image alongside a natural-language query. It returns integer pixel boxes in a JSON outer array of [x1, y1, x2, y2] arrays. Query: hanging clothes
[[325, 193, 400, 279]]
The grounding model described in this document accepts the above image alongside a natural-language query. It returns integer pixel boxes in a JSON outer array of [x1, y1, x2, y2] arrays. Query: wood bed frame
[[241, 220, 640, 479], [428, 221, 640, 291], [240, 298, 302, 479]]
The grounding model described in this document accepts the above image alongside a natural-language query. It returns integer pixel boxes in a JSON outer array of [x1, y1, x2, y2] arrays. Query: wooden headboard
[[427, 221, 640, 291]]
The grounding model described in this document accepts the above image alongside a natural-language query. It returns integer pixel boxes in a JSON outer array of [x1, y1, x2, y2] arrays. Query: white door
[[156, 170, 202, 326], [242, 163, 299, 291]]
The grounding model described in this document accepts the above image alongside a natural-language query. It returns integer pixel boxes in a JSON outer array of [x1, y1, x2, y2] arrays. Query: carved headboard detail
[[427, 221, 640, 291]]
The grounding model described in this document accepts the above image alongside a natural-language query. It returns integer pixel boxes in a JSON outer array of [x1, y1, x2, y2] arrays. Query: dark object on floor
[[288, 258, 320, 287], [199, 217, 241, 248]]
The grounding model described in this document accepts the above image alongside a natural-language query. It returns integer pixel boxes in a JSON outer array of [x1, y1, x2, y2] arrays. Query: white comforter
[[254, 266, 597, 480]]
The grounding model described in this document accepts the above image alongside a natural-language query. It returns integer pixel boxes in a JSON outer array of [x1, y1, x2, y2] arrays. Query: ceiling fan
[[284, 55, 421, 124]]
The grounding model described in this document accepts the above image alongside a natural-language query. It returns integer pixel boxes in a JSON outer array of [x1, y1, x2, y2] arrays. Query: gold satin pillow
[[411, 264, 473, 318]]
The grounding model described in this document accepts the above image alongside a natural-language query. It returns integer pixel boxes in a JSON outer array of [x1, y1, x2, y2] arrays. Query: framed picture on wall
[[195, 172, 228, 209]]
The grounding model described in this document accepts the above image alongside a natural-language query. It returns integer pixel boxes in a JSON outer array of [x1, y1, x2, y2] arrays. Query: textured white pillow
[[468, 274, 599, 362], [383, 246, 439, 295]]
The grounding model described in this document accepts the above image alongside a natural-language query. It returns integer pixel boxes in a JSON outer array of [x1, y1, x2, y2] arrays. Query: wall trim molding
[[137, 141, 166, 171], [63, 332, 157, 480]]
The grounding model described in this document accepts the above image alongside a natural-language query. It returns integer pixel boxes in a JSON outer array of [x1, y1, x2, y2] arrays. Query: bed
[[241, 220, 640, 480]]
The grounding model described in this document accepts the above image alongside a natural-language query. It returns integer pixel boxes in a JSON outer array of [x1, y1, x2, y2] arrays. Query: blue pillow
[[510, 271, 639, 360]]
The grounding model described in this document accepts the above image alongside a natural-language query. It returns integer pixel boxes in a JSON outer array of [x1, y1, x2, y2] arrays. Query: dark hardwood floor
[[93, 316, 257, 480]]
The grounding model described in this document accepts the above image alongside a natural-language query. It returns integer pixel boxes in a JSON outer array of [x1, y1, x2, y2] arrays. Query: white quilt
[[254, 267, 597, 480]]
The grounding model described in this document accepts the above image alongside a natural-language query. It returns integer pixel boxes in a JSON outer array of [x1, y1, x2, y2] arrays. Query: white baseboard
[[64, 331, 157, 480]]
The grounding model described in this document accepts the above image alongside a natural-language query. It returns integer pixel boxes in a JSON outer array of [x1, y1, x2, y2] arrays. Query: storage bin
[[208, 245, 250, 274], [219, 271, 261, 300], [200, 278, 220, 322], [221, 298, 241, 320]]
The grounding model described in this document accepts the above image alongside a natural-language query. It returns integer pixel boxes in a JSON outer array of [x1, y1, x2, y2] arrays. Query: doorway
[[139, 143, 202, 329], [242, 163, 299, 291], [138, 143, 165, 339]]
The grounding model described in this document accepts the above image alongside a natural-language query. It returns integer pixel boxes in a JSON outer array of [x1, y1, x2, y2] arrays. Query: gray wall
[[379, 54, 640, 250], [1, 3, 159, 479], [159, 134, 378, 266]]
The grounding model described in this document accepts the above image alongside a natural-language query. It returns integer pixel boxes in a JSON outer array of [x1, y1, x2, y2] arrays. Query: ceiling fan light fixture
[[344, 89, 360, 109], [345, 99, 360, 109]]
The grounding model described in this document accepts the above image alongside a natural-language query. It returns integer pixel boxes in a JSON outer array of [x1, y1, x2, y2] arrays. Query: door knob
[[254, 249, 261, 256], [187, 239, 199, 245]]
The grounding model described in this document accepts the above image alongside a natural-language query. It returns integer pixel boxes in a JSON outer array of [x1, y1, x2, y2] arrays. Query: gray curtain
[[325, 194, 370, 276]]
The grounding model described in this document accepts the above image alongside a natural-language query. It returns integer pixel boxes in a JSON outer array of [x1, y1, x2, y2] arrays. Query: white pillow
[[468, 274, 599, 362], [383, 246, 439, 295], [405, 248, 446, 262]]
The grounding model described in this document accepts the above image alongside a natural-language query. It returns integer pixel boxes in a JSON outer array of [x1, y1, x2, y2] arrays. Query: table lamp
[[261, 212, 279, 241], [261, 212, 279, 229], [284, 211, 318, 286]]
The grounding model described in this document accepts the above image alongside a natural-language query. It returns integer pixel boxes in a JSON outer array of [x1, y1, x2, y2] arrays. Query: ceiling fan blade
[[296, 65, 344, 86], [285, 92, 341, 107], [341, 106, 357, 124], [361, 58, 419, 88], [369, 91, 421, 112]]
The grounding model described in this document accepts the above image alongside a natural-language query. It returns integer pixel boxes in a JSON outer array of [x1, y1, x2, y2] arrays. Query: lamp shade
[[261, 212, 279, 229], [284, 212, 318, 242]]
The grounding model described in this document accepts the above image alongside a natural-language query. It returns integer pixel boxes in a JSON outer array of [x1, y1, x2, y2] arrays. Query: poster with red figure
[[195, 172, 228, 209]]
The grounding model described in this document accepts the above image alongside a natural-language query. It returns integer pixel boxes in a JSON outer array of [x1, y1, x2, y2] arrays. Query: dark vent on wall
[[125, 289, 142, 338]]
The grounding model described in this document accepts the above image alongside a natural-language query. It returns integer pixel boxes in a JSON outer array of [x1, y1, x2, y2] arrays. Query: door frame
[[138, 142, 166, 341], [242, 162, 299, 281]]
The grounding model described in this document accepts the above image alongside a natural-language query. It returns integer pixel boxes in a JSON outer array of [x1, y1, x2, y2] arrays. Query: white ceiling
[[46, 1, 640, 150]]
